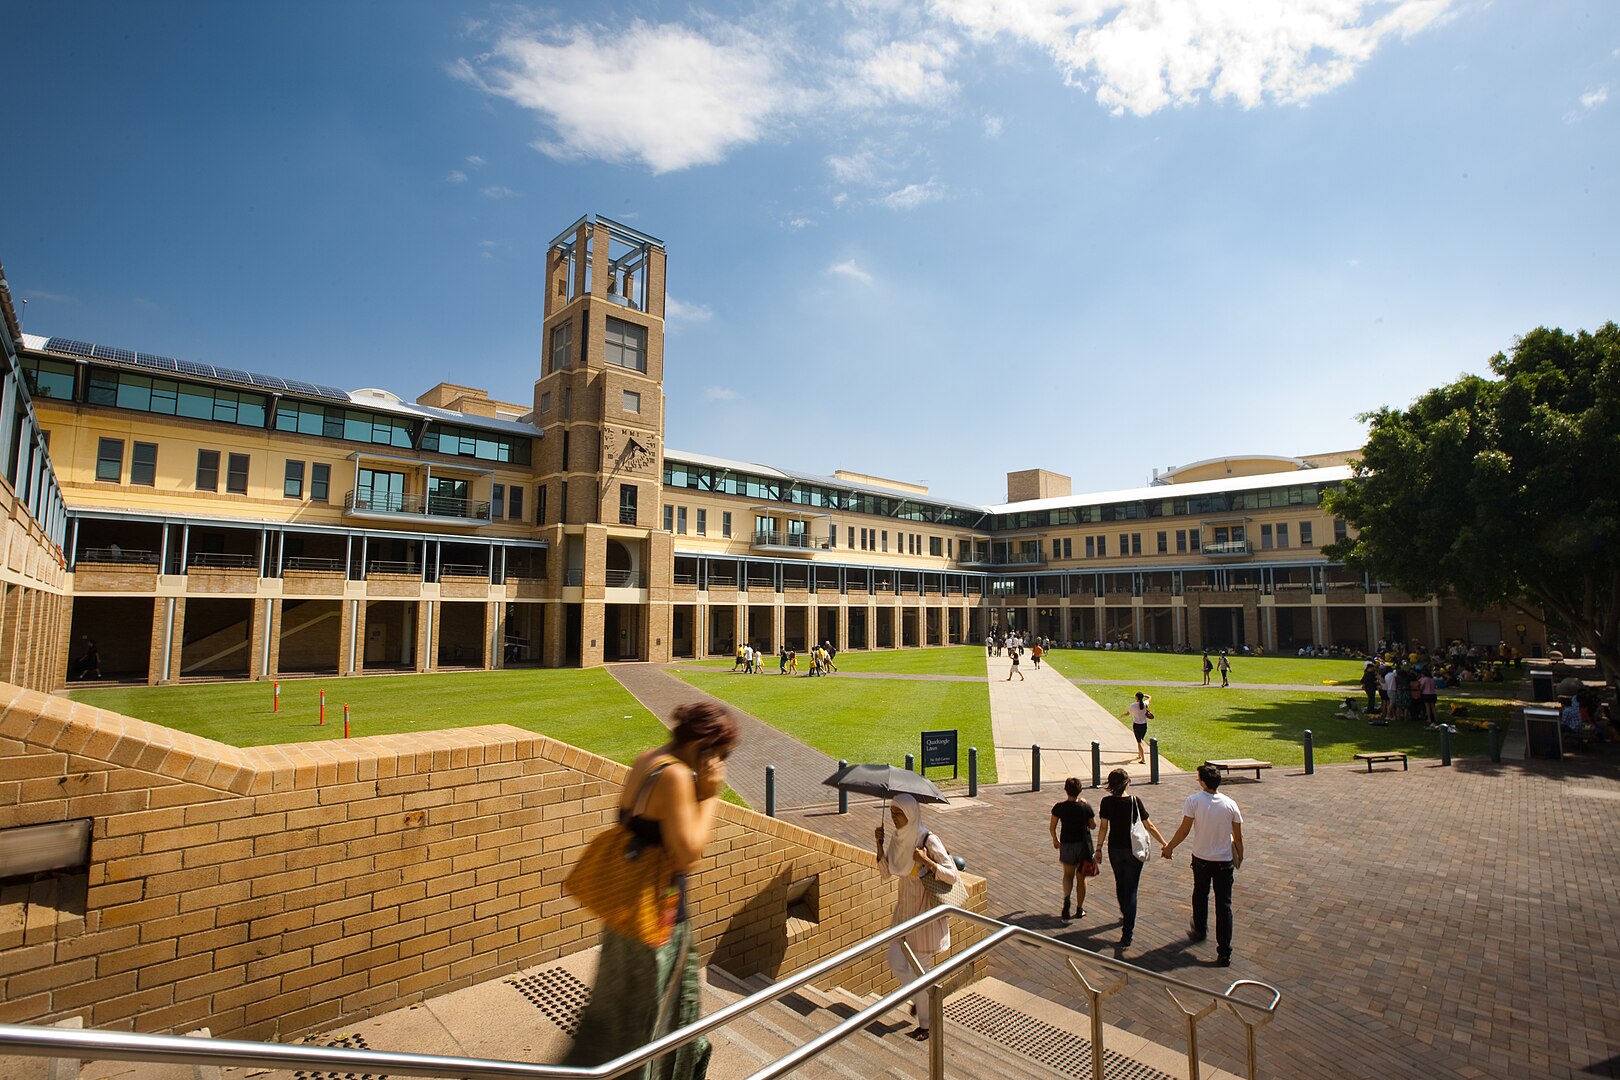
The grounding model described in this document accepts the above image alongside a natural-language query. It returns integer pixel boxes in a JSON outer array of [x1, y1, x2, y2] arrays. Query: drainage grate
[[508, 967, 594, 1036], [292, 1031, 386, 1080], [944, 994, 1175, 1080]]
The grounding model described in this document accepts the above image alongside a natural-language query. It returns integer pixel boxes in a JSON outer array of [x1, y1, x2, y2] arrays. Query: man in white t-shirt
[[1161, 763, 1245, 966]]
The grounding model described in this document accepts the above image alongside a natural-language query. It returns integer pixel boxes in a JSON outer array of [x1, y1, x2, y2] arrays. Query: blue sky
[[4, 1, 1616, 504]]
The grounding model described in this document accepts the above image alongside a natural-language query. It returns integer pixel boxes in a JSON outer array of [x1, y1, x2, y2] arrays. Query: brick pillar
[[1242, 596, 1260, 650], [166, 598, 187, 683], [415, 601, 433, 672], [249, 598, 277, 681], [147, 597, 168, 686], [694, 602, 708, 659], [542, 601, 565, 667], [1185, 593, 1204, 651], [485, 601, 502, 669], [339, 598, 366, 676]]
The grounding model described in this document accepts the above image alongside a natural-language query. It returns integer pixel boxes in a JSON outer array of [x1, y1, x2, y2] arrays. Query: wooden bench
[[1354, 751, 1409, 772], [1203, 758, 1272, 781]]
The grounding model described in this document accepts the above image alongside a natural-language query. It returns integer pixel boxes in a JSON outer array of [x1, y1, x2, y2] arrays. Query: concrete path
[[608, 664, 842, 811], [985, 654, 1183, 786]]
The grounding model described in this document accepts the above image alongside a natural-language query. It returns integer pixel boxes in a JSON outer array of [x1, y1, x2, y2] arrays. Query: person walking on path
[[1121, 692, 1152, 764], [1161, 763, 1245, 967], [1217, 651, 1232, 687], [1049, 777, 1096, 921], [875, 793, 959, 1042], [1095, 768, 1169, 948], [1201, 652, 1213, 686], [1007, 648, 1024, 681], [1031, 642, 1043, 670]]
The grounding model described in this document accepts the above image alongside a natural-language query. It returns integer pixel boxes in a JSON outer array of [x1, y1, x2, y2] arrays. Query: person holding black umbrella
[[874, 793, 958, 1042]]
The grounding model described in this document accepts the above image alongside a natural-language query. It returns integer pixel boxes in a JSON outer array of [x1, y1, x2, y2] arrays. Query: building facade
[[8, 215, 1543, 687]]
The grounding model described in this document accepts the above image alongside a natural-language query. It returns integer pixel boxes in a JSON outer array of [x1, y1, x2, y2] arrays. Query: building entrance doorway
[[605, 604, 642, 661]]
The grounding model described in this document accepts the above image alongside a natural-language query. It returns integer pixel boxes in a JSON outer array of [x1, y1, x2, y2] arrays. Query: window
[[1098, 536, 1107, 557], [619, 484, 638, 526], [1176, 530, 1187, 554], [882, 531, 888, 552], [196, 450, 220, 492], [1333, 518, 1349, 541], [561, 430, 570, 470], [677, 507, 687, 535], [848, 526, 855, 549], [696, 509, 706, 536], [560, 481, 568, 524], [20, 357, 76, 400], [1300, 521, 1314, 547], [1277, 523, 1289, 548], [536, 484, 548, 525], [131, 442, 157, 487], [1063, 538, 1072, 559], [829, 524, 837, 549], [1156, 531, 1167, 554], [931, 536, 943, 557], [1119, 533, 1128, 557], [722, 511, 732, 538], [1052, 539, 1062, 559], [622, 390, 641, 414], [1260, 524, 1273, 550], [755, 514, 773, 541], [1085, 536, 1094, 558], [311, 463, 330, 502], [492, 484, 505, 520], [284, 460, 305, 499], [604, 317, 647, 372], [226, 454, 249, 495], [421, 423, 530, 465], [540, 391, 552, 413], [95, 438, 123, 483], [664, 505, 674, 531], [90, 371, 268, 428], [1132, 534, 1142, 556], [509, 486, 523, 522], [1189, 531, 1200, 550], [550, 321, 572, 372]]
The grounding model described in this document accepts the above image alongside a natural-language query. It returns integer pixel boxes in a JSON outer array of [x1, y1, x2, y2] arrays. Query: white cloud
[[464, 21, 794, 173], [481, 185, 518, 198], [983, 114, 1004, 137], [1580, 85, 1609, 110], [479, 239, 503, 260], [882, 179, 945, 210], [932, 0, 1456, 116], [466, 154, 486, 167], [666, 296, 714, 327], [705, 386, 739, 401], [827, 148, 880, 185], [856, 37, 959, 105], [828, 259, 874, 285], [447, 170, 468, 183], [785, 216, 813, 230]]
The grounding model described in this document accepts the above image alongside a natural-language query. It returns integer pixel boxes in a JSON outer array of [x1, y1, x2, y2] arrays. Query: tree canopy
[[1323, 322, 1620, 673]]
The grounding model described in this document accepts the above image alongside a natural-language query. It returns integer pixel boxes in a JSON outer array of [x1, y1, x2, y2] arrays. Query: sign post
[[920, 730, 959, 778]]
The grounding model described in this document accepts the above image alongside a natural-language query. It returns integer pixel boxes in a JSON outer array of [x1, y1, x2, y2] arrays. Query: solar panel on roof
[[282, 380, 319, 394], [313, 384, 350, 401], [175, 359, 214, 377], [247, 372, 288, 390], [91, 344, 136, 363], [45, 338, 94, 358], [134, 353, 179, 372], [211, 368, 250, 385]]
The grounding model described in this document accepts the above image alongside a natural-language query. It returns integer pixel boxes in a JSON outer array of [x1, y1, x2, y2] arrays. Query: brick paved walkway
[[781, 755, 1620, 1080]]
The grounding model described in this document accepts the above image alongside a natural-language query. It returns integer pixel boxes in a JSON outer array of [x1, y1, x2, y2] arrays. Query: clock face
[[603, 426, 658, 473]]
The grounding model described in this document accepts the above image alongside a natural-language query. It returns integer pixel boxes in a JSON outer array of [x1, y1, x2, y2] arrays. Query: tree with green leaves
[[1323, 322, 1620, 674]]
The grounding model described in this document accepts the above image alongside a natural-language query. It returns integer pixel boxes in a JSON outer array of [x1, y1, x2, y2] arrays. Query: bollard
[[766, 765, 777, 817], [905, 753, 915, 773], [273, 681, 280, 713], [1303, 729, 1314, 775], [1031, 744, 1041, 792], [1149, 738, 1160, 785], [343, 703, 350, 739], [968, 748, 978, 797], [1090, 741, 1102, 788], [1489, 723, 1503, 764], [1440, 725, 1452, 767], [318, 689, 326, 727], [838, 759, 849, 814]]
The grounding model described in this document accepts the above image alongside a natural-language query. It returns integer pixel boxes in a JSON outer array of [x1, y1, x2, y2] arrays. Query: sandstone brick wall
[[0, 686, 985, 1042]]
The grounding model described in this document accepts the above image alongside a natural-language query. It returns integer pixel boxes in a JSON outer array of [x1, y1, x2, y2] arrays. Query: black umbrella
[[821, 763, 948, 804]]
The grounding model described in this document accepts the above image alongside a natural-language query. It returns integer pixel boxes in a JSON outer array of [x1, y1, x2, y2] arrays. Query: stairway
[[7, 952, 1241, 1080]]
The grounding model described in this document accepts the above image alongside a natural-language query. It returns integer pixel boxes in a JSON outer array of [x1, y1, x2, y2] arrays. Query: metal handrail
[[0, 906, 1281, 1080]]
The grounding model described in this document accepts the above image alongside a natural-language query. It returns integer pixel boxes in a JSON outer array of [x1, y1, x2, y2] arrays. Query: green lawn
[[674, 669, 996, 786], [1043, 650, 1364, 687], [680, 646, 989, 677], [1122, 686, 1491, 767], [69, 669, 668, 765]]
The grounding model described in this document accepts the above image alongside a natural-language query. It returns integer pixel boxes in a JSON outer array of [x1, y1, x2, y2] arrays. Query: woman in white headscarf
[[872, 793, 958, 1041]]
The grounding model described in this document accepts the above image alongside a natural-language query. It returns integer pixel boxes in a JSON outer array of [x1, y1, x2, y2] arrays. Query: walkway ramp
[[986, 653, 1183, 786]]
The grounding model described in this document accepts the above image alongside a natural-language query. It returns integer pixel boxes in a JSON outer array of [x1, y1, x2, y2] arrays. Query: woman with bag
[[874, 793, 959, 1042], [1095, 768, 1169, 949], [563, 702, 738, 1080], [1121, 691, 1153, 764], [1048, 776, 1096, 920]]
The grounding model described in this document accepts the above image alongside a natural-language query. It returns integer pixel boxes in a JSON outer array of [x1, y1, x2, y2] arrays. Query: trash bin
[[1523, 705, 1563, 760], [1530, 670, 1555, 702]]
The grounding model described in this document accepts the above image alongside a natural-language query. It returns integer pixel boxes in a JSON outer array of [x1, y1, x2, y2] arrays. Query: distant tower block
[[534, 215, 671, 667]]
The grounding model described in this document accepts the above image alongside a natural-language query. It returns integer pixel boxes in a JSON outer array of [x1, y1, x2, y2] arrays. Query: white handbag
[[1129, 797, 1152, 863]]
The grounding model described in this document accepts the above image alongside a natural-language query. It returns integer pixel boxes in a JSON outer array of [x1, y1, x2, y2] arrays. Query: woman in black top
[[1095, 768, 1169, 949], [1048, 777, 1095, 920]]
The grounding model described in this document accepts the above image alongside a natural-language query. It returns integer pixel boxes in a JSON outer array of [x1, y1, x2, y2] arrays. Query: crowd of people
[[730, 641, 840, 676]]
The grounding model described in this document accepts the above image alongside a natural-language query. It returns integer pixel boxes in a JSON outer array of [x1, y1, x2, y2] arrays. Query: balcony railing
[[564, 569, 584, 586], [752, 531, 830, 552], [1201, 540, 1252, 558], [188, 552, 257, 569], [959, 551, 1046, 567], [284, 557, 343, 572], [77, 547, 159, 566], [367, 561, 422, 576], [345, 490, 492, 523], [606, 570, 642, 588]]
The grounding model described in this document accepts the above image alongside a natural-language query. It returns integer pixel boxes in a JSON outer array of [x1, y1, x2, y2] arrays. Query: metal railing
[[345, 490, 493, 522], [188, 552, 257, 569], [284, 557, 343, 572], [0, 906, 1280, 1080], [752, 531, 830, 551], [1201, 541, 1252, 557], [605, 570, 641, 588], [367, 560, 422, 576], [77, 547, 159, 566], [564, 569, 584, 586]]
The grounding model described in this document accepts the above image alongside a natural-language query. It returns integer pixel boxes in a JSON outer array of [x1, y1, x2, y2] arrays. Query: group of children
[[730, 641, 839, 676]]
